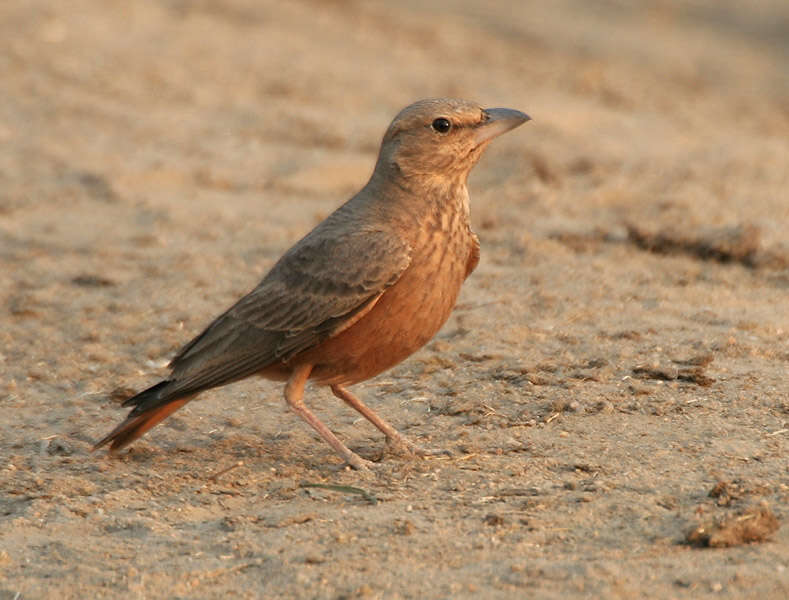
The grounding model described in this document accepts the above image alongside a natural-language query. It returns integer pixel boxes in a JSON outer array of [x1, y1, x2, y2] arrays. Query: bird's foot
[[329, 448, 378, 472], [347, 455, 378, 471], [325, 455, 377, 472]]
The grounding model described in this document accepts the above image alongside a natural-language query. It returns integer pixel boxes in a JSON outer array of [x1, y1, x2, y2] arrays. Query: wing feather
[[165, 228, 411, 392]]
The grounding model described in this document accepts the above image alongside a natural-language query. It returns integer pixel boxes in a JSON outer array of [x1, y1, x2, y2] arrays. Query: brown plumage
[[94, 98, 530, 469]]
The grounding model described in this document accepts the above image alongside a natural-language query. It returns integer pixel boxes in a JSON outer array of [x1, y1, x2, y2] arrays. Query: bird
[[93, 98, 530, 470]]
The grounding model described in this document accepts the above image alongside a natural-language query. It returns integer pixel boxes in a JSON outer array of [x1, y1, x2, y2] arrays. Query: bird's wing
[[465, 231, 480, 279], [164, 228, 412, 394]]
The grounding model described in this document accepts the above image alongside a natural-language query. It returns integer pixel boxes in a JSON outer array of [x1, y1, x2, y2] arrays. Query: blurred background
[[2, 0, 787, 237]]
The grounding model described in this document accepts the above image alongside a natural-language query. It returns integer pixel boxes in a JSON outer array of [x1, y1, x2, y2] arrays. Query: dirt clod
[[686, 506, 780, 548], [626, 223, 761, 266]]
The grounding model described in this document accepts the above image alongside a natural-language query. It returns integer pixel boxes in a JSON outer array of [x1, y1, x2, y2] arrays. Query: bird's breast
[[303, 207, 474, 386]]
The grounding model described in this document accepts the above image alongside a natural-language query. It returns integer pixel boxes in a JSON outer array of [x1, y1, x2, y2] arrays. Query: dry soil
[[2, 1, 789, 598]]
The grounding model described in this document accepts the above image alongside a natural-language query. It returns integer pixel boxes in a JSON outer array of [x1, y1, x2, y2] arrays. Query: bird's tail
[[92, 381, 193, 453]]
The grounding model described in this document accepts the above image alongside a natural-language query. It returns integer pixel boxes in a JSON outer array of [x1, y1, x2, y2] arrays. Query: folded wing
[[162, 228, 412, 397]]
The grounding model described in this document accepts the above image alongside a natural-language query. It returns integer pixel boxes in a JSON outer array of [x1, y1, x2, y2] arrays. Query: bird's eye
[[431, 117, 452, 134]]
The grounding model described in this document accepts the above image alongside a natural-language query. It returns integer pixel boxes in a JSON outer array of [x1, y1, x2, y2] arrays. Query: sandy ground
[[2, 0, 789, 598]]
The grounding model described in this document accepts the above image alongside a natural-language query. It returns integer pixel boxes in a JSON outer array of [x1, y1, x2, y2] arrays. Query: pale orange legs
[[330, 384, 447, 458], [285, 365, 374, 470], [284, 365, 447, 470]]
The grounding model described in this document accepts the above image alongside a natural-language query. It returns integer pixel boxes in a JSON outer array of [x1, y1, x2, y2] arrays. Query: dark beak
[[474, 108, 531, 145]]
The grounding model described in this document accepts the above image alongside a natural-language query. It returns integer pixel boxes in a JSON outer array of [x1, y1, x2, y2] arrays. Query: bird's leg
[[285, 365, 374, 471], [330, 384, 450, 458]]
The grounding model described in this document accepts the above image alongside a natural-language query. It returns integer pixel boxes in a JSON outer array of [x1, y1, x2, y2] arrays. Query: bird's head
[[375, 98, 530, 183]]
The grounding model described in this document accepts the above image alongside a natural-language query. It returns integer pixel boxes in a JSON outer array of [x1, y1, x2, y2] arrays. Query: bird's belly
[[301, 238, 469, 385]]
